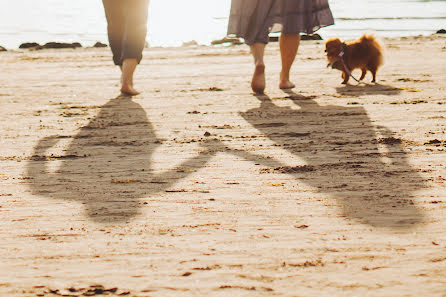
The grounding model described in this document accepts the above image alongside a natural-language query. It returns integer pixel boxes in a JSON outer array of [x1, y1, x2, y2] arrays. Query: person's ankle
[[280, 71, 290, 81]]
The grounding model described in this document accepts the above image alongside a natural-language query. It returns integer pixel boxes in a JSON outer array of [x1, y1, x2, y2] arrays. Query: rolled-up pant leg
[[121, 0, 149, 64], [102, 0, 149, 66]]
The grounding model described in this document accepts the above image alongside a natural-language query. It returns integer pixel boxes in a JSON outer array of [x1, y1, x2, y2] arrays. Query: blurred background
[[0, 0, 445, 49]]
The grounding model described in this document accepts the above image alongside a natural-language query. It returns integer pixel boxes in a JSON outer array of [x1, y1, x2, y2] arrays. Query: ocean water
[[0, 0, 445, 49]]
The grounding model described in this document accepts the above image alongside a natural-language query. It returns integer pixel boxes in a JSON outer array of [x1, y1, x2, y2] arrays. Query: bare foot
[[279, 80, 295, 90], [120, 83, 140, 96], [251, 64, 266, 94], [279, 72, 296, 90]]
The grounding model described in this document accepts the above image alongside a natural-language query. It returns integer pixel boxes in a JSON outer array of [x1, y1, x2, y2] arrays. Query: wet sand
[[0, 34, 446, 296]]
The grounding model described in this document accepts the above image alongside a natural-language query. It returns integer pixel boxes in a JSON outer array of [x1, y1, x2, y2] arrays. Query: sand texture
[[1, 34, 446, 296]]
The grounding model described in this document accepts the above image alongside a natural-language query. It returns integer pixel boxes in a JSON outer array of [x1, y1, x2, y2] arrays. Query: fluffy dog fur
[[325, 34, 384, 84]]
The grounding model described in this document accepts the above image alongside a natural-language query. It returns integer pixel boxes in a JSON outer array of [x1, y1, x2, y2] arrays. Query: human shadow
[[239, 91, 425, 229], [335, 83, 402, 96], [26, 93, 426, 228], [26, 96, 215, 223]]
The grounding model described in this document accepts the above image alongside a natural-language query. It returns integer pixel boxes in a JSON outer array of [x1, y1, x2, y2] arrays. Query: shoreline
[[1, 29, 445, 51]]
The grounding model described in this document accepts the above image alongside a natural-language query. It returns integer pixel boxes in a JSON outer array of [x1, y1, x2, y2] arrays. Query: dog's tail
[[360, 34, 384, 67]]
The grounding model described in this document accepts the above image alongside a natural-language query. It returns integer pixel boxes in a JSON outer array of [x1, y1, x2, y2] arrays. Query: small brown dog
[[325, 34, 384, 84]]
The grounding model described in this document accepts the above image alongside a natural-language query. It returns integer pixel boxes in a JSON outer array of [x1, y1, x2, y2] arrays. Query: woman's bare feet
[[120, 78, 140, 96], [251, 64, 266, 94], [279, 72, 296, 90]]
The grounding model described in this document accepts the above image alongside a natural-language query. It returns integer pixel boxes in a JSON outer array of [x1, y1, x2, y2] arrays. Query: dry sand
[[0, 34, 446, 297]]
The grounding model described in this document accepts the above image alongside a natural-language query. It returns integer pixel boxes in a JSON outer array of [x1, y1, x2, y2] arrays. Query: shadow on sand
[[26, 96, 214, 223], [238, 90, 425, 229], [27, 92, 426, 229], [335, 82, 403, 96]]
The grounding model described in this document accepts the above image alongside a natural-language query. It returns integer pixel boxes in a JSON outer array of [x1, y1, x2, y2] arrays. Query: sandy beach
[[1, 34, 446, 296]]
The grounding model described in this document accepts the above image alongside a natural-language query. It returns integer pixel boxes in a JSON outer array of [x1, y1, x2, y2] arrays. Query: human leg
[[117, 0, 149, 95], [120, 59, 139, 96], [102, 0, 125, 66], [250, 43, 266, 94], [121, 0, 149, 64], [279, 33, 300, 89]]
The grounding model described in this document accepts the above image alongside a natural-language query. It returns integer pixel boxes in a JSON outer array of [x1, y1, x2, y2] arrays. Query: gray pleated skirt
[[227, 0, 334, 45]]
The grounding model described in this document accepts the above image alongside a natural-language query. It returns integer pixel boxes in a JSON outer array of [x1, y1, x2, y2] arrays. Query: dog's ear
[[326, 38, 341, 45]]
